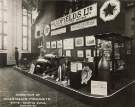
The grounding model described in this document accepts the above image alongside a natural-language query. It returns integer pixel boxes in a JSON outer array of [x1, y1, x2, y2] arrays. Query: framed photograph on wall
[[85, 35, 95, 46], [57, 40, 63, 48], [77, 50, 84, 57], [58, 48, 63, 57], [51, 41, 56, 48], [63, 38, 74, 49], [66, 50, 71, 57], [86, 49, 91, 58], [46, 41, 50, 48], [75, 37, 84, 47]]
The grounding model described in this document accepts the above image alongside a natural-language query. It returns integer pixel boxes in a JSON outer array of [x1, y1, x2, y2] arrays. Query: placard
[[46, 41, 50, 48], [51, 27, 66, 36], [70, 62, 82, 72], [71, 19, 97, 31], [75, 37, 84, 47], [91, 80, 107, 96], [77, 50, 84, 57], [57, 40, 63, 48], [51, 41, 56, 48], [63, 38, 74, 49], [85, 36, 95, 46]]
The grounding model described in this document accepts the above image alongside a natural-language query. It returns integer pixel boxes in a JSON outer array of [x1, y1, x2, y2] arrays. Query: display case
[[95, 33, 132, 74]]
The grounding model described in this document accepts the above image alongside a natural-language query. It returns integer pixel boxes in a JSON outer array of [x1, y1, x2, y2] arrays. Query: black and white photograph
[[57, 40, 63, 48], [0, 0, 135, 107], [51, 41, 57, 48], [75, 37, 84, 47], [77, 50, 84, 57], [46, 41, 50, 48]]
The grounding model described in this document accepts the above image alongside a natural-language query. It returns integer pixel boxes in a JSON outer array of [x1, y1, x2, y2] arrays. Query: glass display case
[[95, 33, 132, 74]]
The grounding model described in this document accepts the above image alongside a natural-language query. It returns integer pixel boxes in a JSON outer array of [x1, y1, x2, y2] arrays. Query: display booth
[[22, 0, 133, 97], [29, 32, 132, 96]]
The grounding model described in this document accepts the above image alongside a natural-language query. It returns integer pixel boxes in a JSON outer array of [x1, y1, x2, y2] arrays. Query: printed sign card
[[91, 80, 107, 96]]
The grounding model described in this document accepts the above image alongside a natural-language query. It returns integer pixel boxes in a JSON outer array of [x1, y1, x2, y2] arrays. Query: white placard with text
[[91, 80, 107, 96]]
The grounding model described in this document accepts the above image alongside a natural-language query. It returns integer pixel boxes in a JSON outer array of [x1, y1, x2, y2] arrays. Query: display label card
[[91, 80, 107, 96]]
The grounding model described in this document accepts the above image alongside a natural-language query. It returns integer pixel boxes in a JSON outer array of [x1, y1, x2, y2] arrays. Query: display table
[[14, 66, 135, 105]]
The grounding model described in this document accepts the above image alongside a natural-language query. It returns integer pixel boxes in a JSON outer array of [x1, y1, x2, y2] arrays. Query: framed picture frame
[[51, 41, 56, 48], [75, 37, 84, 47], [85, 35, 95, 46], [66, 50, 71, 57], [57, 40, 63, 48], [77, 50, 84, 57], [58, 48, 63, 57], [46, 41, 50, 48], [63, 38, 74, 49], [86, 49, 91, 58]]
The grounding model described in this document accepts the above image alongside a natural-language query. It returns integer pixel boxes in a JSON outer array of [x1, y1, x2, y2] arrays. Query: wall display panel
[[77, 50, 84, 58], [85, 36, 95, 46], [46, 41, 50, 48], [75, 37, 84, 47], [63, 38, 74, 49], [51, 41, 56, 48], [57, 40, 63, 48]]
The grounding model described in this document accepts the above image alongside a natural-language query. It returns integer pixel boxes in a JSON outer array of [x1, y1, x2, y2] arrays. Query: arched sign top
[[100, 0, 120, 22]]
